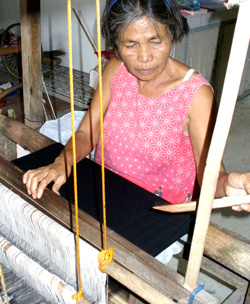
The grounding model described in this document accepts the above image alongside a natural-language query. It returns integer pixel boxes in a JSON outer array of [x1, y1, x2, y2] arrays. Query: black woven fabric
[[12, 143, 194, 256]]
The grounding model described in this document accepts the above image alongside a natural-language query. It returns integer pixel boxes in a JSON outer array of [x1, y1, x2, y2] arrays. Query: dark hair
[[101, 0, 188, 58]]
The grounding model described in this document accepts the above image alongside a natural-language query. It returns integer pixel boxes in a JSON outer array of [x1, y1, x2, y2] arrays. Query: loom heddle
[[0, 181, 107, 304]]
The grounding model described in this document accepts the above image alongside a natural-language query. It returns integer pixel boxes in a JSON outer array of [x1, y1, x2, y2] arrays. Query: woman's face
[[117, 16, 172, 82]]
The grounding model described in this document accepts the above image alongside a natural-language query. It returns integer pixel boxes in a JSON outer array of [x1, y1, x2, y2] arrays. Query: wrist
[[55, 151, 72, 169], [215, 171, 228, 197]]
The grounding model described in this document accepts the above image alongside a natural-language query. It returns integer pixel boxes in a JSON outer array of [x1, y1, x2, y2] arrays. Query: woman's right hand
[[22, 158, 70, 199]]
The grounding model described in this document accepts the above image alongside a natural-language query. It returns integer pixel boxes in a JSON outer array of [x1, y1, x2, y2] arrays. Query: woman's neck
[[137, 58, 186, 98]]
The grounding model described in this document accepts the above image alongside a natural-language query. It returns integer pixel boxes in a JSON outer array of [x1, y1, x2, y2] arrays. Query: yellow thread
[[98, 248, 115, 273], [67, 1, 86, 302], [95, 0, 107, 250], [96, 0, 114, 271], [0, 264, 10, 304], [72, 290, 85, 302]]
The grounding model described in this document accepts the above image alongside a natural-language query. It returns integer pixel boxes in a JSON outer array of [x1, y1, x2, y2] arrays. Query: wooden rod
[[184, 0, 250, 291], [73, 8, 97, 53], [153, 195, 250, 213], [0, 83, 23, 100]]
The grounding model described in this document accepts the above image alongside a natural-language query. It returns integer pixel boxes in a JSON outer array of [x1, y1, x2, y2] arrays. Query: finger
[[51, 185, 61, 196], [240, 204, 250, 212], [24, 169, 45, 196], [26, 168, 52, 199], [26, 169, 46, 198], [51, 176, 66, 195], [23, 171, 31, 194], [226, 187, 247, 197], [241, 174, 250, 194], [228, 172, 250, 194], [35, 172, 58, 199], [232, 205, 242, 212], [22, 171, 28, 184], [232, 203, 250, 212]]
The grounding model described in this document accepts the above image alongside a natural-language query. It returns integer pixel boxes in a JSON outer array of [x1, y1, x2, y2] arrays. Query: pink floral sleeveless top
[[95, 64, 212, 204]]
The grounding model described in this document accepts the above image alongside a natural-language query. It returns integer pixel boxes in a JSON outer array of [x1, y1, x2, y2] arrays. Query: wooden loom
[[0, 117, 249, 304], [1, 0, 250, 303]]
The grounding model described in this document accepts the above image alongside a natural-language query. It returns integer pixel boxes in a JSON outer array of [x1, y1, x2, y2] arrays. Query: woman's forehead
[[119, 16, 169, 41]]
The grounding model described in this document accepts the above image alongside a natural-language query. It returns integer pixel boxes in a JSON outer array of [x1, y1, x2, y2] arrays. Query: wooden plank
[[184, 0, 250, 291], [0, 155, 217, 304], [223, 289, 246, 304], [201, 255, 248, 291], [0, 115, 54, 152], [205, 224, 250, 280], [20, 0, 43, 130]]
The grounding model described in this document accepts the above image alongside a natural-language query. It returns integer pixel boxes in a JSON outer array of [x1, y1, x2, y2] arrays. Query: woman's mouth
[[137, 68, 155, 75]]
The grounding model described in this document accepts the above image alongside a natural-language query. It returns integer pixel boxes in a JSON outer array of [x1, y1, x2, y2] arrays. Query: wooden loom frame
[[0, 114, 249, 303], [1, 0, 249, 303]]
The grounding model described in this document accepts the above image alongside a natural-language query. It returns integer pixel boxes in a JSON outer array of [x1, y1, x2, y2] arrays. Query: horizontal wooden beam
[[0, 115, 54, 152], [205, 223, 250, 280]]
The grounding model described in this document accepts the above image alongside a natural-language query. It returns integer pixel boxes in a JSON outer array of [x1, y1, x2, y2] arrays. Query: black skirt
[[12, 143, 194, 257]]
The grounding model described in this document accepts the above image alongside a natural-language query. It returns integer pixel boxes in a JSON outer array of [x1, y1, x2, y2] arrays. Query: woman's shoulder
[[103, 57, 123, 79], [171, 59, 212, 86], [171, 59, 197, 81]]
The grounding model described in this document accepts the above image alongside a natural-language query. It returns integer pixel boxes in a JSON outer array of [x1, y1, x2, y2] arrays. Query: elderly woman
[[23, 0, 250, 212]]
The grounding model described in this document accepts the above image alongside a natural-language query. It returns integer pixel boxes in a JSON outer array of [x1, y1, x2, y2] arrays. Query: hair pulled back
[[101, 0, 188, 58]]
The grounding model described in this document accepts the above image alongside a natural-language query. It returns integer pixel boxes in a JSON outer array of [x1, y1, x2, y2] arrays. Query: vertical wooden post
[[20, 0, 43, 130], [184, 0, 250, 291]]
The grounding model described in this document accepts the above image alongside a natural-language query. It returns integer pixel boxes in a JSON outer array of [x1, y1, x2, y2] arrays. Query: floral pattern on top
[[95, 64, 212, 204]]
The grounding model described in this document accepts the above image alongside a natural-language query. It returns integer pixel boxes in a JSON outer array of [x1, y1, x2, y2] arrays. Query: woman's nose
[[137, 46, 153, 63]]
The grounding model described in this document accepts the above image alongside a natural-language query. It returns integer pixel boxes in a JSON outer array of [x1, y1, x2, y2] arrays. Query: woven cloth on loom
[[12, 143, 194, 257]]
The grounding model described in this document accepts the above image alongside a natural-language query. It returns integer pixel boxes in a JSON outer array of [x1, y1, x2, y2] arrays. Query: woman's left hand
[[225, 172, 250, 212]]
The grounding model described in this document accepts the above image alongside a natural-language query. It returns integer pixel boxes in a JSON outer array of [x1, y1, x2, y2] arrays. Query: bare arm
[[187, 85, 250, 212], [23, 57, 122, 199]]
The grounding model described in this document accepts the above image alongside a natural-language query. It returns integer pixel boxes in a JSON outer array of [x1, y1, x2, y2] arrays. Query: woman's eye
[[125, 44, 136, 49], [151, 41, 161, 45]]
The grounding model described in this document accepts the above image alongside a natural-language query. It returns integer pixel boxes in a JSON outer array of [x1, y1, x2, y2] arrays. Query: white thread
[[0, 183, 107, 304]]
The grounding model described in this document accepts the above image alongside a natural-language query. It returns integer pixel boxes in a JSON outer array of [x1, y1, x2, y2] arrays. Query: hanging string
[[96, 0, 114, 272], [0, 265, 10, 304], [67, 0, 86, 302]]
